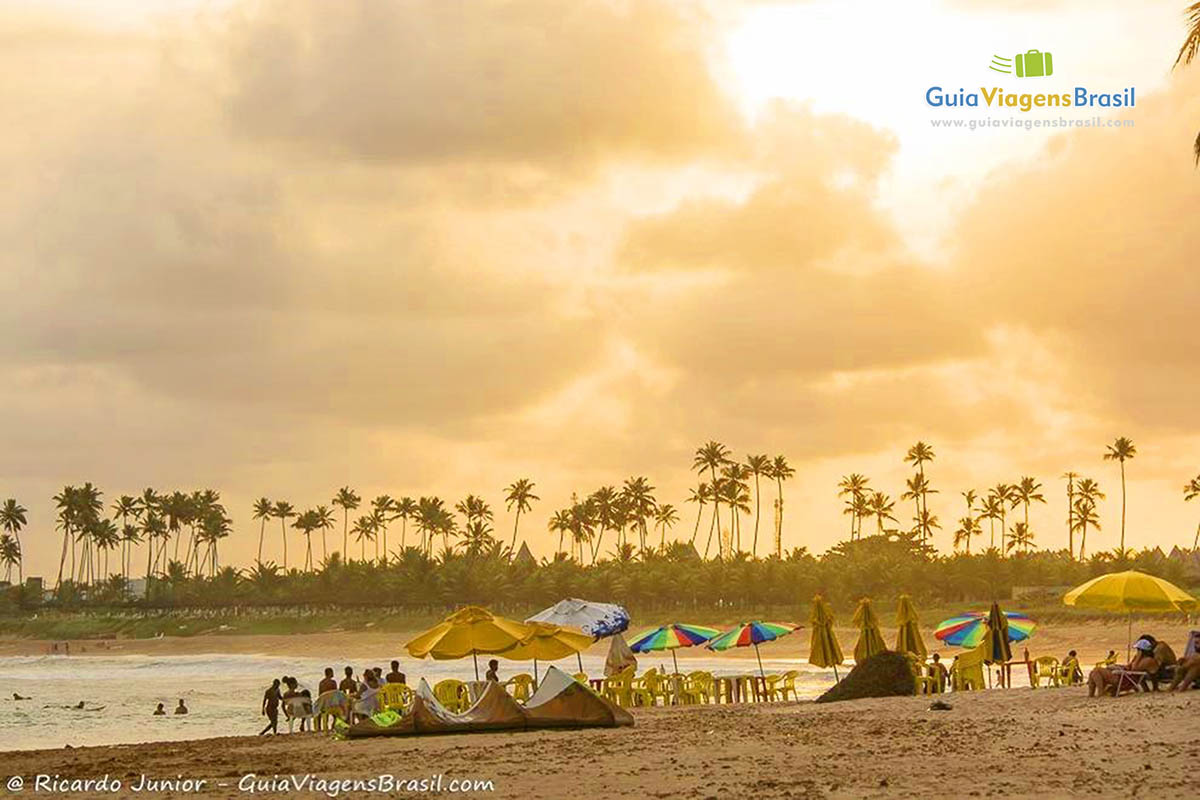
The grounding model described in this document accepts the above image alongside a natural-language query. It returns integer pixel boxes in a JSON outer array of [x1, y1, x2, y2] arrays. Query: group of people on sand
[[259, 660, 411, 735], [1087, 631, 1200, 696]]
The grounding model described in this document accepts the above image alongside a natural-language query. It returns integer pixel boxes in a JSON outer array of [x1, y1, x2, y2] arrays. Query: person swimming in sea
[[153, 703, 166, 715], [12, 693, 29, 700], [174, 699, 188, 715]]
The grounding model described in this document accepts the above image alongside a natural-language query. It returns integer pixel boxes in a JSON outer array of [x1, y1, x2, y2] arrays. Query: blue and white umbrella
[[527, 598, 630, 671]]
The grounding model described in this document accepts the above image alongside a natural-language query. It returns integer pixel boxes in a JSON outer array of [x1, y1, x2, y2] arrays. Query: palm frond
[[1176, 3, 1200, 67], [1195, 128, 1200, 165]]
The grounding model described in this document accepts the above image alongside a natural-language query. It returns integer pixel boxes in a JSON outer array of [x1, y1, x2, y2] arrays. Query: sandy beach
[[1, 684, 1196, 799]]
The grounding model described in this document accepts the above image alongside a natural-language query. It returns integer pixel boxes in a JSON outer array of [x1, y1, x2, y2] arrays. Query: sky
[[2, 0, 1200, 578]]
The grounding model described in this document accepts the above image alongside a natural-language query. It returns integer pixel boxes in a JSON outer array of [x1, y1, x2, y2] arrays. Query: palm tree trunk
[[510, 510, 521, 552], [56, 525, 71, 588], [1079, 522, 1087, 560], [1119, 461, 1127, 556], [689, 506, 702, 545], [342, 511, 348, 558], [280, 520, 288, 570]]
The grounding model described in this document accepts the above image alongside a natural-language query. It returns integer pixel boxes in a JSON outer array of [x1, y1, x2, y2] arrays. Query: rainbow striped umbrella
[[707, 621, 800, 678], [934, 611, 1036, 648], [629, 623, 720, 673]]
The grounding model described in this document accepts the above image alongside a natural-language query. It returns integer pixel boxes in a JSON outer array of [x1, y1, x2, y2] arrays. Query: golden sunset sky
[[3, 0, 1199, 575]]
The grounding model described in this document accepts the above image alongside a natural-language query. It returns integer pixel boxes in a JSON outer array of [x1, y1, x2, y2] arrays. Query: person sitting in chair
[[1088, 639, 1159, 697], [1062, 650, 1083, 684]]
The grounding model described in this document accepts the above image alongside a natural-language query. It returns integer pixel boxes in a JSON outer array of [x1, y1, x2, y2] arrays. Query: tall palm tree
[[989, 483, 1015, 554], [904, 441, 935, 523], [654, 504, 679, 551], [620, 476, 657, 553], [589, 486, 618, 563], [868, 491, 896, 535], [314, 505, 336, 561], [1174, 2, 1200, 162], [1103, 437, 1136, 555], [685, 483, 709, 547], [745, 454, 771, 556], [548, 509, 572, 557], [332, 487, 361, 559], [1073, 478, 1105, 559], [693, 441, 730, 559], [770, 455, 795, 557], [977, 494, 1002, 550], [293, 510, 316, 571], [1007, 521, 1035, 554], [252, 498, 273, 564], [1013, 476, 1046, 530], [272, 501, 295, 570], [394, 497, 417, 550], [0, 534, 20, 583], [1185, 475, 1200, 550], [350, 514, 377, 562], [1061, 472, 1079, 559], [0, 500, 27, 584], [503, 479, 539, 552], [838, 474, 870, 541], [953, 515, 980, 554], [371, 495, 395, 562]]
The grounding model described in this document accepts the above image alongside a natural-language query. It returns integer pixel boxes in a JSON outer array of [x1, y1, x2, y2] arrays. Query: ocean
[[0, 652, 844, 751]]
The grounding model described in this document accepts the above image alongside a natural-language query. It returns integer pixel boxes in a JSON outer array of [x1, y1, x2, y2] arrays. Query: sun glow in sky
[[3, 0, 1200, 577]]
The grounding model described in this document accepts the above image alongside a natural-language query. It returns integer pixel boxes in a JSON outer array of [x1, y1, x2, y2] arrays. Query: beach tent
[[405, 606, 534, 680], [412, 678, 527, 734], [809, 595, 844, 681], [893, 595, 927, 659], [499, 621, 593, 683], [852, 598, 887, 664], [1064, 570, 1198, 658], [522, 666, 634, 728]]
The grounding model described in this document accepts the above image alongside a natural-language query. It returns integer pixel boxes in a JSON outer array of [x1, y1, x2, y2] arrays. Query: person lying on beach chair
[[1088, 639, 1159, 697]]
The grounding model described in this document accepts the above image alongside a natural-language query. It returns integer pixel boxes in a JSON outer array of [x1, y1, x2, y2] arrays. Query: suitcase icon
[[1015, 50, 1053, 78]]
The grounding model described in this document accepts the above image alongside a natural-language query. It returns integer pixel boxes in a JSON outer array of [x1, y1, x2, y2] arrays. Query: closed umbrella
[[894, 595, 927, 659], [405, 605, 534, 680], [852, 598, 887, 664], [808, 595, 844, 681], [500, 621, 593, 684], [981, 601, 1012, 665], [1064, 570, 1198, 658]]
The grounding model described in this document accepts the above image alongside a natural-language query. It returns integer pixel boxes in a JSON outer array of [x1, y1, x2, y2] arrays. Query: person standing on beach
[[318, 668, 337, 695], [259, 679, 281, 735], [385, 661, 406, 684], [338, 666, 357, 696]]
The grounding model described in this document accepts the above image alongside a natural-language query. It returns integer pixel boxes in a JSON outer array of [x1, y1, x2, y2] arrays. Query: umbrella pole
[[473, 651, 479, 681], [534, 658, 539, 686], [755, 643, 765, 680], [577, 651, 584, 674], [1127, 613, 1132, 663], [672, 650, 679, 674], [833, 664, 839, 682]]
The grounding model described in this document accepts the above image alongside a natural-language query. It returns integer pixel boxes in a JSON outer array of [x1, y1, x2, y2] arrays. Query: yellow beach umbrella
[[852, 598, 887, 664], [499, 621, 593, 682], [809, 595, 844, 681], [1064, 570, 1197, 657], [894, 594, 927, 659], [405, 605, 534, 679]]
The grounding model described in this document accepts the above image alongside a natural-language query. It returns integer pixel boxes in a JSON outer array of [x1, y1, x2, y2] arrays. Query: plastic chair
[[905, 654, 937, 695], [764, 670, 800, 701], [680, 670, 714, 704], [572, 672, 589, 685], [1055, 657, 1083, 686], [628, 668, 660, 707], [377, 683, 413, 712], [950, 645, 987, 691], [1031, 656, 1060, 688], [601, 666, 636, 708], [504, 673, 535, 703], [432, 679, 468, 713]]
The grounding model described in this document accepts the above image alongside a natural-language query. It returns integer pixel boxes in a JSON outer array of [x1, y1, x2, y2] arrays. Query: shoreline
[[2, 688, 1197, 798]]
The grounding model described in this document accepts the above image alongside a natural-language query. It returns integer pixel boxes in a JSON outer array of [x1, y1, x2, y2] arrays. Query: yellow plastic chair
[[504, 673, 535, 703], [680, 670, 714, 705], [764, 669, 800, 701], [628, 668, 660, 707], [432, 679, 468, 712], [950, 645, 987, 691], [1031, 656, 1060, 688], [601, 666, 636, 708], [377, 683, 414, 713], [1056, 657, 1083, 686]]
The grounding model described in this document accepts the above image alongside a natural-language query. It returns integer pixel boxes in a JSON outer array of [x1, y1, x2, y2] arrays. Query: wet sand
[[2, 684, 1197, 799]]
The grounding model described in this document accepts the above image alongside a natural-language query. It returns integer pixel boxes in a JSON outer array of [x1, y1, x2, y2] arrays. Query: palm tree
[[770, 455, 795, 557], [654, 504, 679, 551], [567, 497, 596, 561], [394, 497, 417, 550], [503, 479, 539, 552], [693, 441, 730, 559], [1007, 521, 1035, 554], [332, 487, 361, 559], [0, 534, 20, 583], [904, 441, 935, 522], [1013, 476, 1046, 530], [989, 483, 1015, 554], [548, 509, 572, 557], [1185, 475, 1200, 550], [588, 486, 618, 563], [977, 493, 1002, 550], [1174, 3, 1200, 162], [838, 474, 870, 541], [868, 491, 896, 535], [371, 495, 395, 562], [1074, 478, 1105, 559], [350, 514, 377, 561], [685, 483, 710, 547], [252, 498, 273, 564], [1103, 437, 1136, 555], [1061, 472, 1079, 559], [953, 515, 980, 554], [293, 510, 317, 572], [745, 454, 771, 556], [272, 501, 295, 570], [620, 476, 657, 553], [314, 505, 336, 561], [0, 500, 27, 584]]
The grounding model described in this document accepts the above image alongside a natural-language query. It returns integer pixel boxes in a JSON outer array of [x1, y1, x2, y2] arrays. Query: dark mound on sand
[[815, 652, 913, 704]]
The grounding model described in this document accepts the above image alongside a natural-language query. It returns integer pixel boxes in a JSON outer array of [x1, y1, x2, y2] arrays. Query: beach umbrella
[[808, 595, 844, 681], [852, 598, 887, 664], [526, 598, 630, 671], [894, 595, 927, 659], [706, 621, 800, 679], [499, 621, 594, 684], [628, 623, 720, 674], [1064, 570, 1198, 657], [981, 601, 1013, 666], [405, 605, 534, 680], [934, 610, 1036, 648]]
